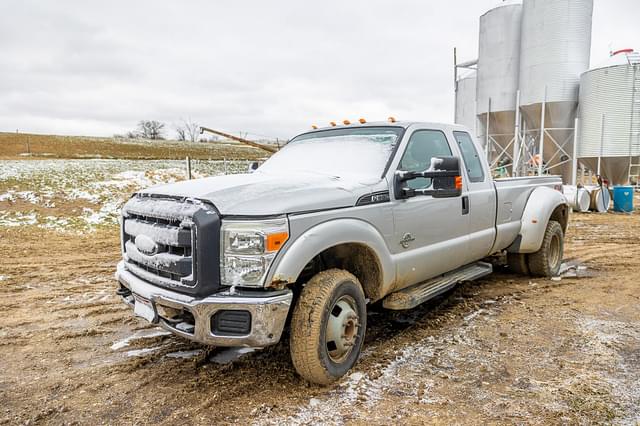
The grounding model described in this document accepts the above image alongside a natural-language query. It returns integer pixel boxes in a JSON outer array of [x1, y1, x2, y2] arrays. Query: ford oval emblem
[[135, 234, 158, 256]]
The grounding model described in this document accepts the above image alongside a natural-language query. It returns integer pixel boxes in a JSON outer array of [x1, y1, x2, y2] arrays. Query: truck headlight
[[221, 218, 289, 287]]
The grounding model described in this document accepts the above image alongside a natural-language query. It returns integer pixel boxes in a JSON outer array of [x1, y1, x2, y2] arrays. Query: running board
[[382, 261, 493, 310]]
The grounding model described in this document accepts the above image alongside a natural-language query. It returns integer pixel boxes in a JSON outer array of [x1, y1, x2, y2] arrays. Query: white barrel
[[563, 185, 591, 212], [585, 186, 611, 212]]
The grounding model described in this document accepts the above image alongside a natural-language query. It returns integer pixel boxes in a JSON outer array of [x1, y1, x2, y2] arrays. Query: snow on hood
[[139, 171, 381, 216]]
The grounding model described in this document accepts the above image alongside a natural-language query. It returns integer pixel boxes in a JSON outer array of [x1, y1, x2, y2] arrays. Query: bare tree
[[175, 126, 186, 141], [174, 118, 199, 142], [137, 120, 165, 140], [184, 118, 200, 143]]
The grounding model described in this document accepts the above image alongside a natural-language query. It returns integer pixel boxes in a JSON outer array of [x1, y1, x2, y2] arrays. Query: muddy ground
[[1, 211, 639, 425]]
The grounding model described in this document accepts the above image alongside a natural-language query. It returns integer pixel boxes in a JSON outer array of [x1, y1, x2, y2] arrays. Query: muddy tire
[[507, 252, 530, 275], [528, 220, 564, 277], [289, 269, 366, 385]]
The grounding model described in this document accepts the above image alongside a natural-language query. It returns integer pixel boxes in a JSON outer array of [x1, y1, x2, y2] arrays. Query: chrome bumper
[[115, 261, 292, 348]]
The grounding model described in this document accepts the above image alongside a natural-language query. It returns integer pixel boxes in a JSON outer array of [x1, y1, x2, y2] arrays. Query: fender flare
[[508, 186, 568, 254], [266, 218, 395, 295]]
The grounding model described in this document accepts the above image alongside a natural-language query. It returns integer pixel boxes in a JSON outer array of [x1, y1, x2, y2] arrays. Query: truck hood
[[139, 171, 383, 216]]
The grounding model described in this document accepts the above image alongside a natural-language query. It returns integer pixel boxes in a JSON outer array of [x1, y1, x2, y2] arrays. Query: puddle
[[559, 260, 595, 278], [165, 349, 203, 359], [210, 347, 258, 364]]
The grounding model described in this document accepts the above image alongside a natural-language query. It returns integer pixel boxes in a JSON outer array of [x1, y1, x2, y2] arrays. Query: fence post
[[223, 157, 227, 175], [185, 156, 192, 180]]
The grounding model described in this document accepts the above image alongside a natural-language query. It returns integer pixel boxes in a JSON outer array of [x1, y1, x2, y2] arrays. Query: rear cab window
[[453, 131, 485, 183]]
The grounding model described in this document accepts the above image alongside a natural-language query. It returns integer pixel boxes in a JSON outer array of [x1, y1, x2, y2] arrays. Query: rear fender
[[508, 186, 568, 254]]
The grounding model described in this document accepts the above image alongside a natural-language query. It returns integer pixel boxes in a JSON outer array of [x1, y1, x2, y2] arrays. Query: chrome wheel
[[325, 295, 360, 363]]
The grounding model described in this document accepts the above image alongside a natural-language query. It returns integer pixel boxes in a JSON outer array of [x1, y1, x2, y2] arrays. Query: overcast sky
[[0, 1, 638, 140]]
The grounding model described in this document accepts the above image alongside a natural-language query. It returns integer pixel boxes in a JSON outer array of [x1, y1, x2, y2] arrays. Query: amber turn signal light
[[455, 176, 463, 190], [266, 232, 289, 252]]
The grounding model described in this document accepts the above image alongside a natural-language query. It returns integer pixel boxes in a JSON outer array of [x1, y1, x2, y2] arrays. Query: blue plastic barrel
[[613, 186, 634, 212]]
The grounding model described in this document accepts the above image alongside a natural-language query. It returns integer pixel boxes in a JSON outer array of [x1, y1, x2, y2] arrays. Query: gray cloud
[[0, 0, 637, 139]]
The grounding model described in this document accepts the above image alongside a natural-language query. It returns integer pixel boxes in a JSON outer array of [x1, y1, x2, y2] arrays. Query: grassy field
[[0, 132, 268, 160], [0, 159, 253, 232]]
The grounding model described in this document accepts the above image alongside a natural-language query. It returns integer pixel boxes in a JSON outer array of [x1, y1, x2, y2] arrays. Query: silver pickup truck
[[115, 121, 568, 384]]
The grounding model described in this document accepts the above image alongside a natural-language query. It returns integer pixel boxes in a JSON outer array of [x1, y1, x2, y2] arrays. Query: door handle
[[462, 196, 469, 215]]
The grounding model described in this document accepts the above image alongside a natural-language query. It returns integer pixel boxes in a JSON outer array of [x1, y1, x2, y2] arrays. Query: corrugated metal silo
[[455, 71, 478, 136], [476, 1, 522, 166], [578, 49, 640, 185], [518, 0, 594, 181]]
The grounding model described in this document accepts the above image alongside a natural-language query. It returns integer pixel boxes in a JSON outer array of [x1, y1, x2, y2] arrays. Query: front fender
[[266, 218, 395, 294], [508, 186, 568, 254]]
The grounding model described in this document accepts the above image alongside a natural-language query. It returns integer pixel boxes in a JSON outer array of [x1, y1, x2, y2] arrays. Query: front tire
[[528, 220, 564, 277], [289, 269, 366, 385]]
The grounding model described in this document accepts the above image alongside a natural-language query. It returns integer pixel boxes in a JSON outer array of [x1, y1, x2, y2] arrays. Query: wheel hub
[[326, 296, 360, 362]]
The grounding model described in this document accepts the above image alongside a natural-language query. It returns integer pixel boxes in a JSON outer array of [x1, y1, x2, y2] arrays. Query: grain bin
[[455, 70, 478, 136], [577, 49, 640, 185], [476, 1, 522, 165], [518, 0, 594, 181]]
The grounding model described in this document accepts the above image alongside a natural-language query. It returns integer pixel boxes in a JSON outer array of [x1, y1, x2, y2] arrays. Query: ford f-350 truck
[[115, 121, 568, 384]]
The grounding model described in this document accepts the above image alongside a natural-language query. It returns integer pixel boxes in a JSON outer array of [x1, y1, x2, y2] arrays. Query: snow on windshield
[[258, 131, 399, 179]]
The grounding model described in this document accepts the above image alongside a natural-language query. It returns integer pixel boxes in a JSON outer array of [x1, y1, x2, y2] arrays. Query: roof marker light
[[311, 124, 318, 129], [359, 118, 366, 124], [329, 121, 337, 127], [388, 116, 397, 123], [343, 119, 351, 125]]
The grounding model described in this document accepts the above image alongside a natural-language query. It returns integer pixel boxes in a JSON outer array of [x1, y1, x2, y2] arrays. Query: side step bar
[[382, 261, 493, 310]]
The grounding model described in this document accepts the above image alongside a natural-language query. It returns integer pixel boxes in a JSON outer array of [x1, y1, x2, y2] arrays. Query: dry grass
[[0, 132, 268, 160]]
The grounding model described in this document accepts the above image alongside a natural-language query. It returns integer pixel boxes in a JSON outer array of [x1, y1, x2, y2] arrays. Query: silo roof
[[591, 49, 640, 70]]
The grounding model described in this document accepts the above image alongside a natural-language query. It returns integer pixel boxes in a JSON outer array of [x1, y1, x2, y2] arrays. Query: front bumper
[[115, 261, 292, 348]]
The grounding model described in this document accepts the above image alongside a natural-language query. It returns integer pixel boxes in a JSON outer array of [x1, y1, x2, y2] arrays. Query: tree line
[[123, 118, 206, 142]]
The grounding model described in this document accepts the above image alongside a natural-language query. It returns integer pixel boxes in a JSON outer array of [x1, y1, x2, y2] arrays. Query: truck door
[[390, 129, 469, 290], [452, 130, 497, 263]]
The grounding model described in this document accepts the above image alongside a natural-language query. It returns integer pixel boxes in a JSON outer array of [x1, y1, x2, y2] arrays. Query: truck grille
[[121, 195, 221, 297]]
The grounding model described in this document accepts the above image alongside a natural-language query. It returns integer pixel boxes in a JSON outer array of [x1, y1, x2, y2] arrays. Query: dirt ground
[[0, 211, 639, 425]]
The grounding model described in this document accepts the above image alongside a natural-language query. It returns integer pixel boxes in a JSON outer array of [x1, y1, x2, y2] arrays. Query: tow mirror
[[394, 156, 463, 199]]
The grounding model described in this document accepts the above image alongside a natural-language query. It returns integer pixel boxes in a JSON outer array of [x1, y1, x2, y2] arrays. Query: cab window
[[398, 130, 452, 189], [453, 131, 484, 182]]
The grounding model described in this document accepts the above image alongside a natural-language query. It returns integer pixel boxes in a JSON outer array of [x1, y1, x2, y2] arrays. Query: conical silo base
[[578, 157, 637, 186]]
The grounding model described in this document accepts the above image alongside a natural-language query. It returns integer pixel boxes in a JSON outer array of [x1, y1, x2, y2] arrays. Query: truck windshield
[[258, 127, 403, 180]]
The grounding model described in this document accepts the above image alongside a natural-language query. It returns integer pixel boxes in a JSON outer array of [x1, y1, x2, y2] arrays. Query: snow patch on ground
[[111, 329, 172, 351], [576, 316, 640, 424], [126, 346, 163, 357]]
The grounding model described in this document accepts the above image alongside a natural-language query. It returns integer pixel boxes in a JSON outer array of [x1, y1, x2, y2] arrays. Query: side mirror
[[394, 156, 462, 199]]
